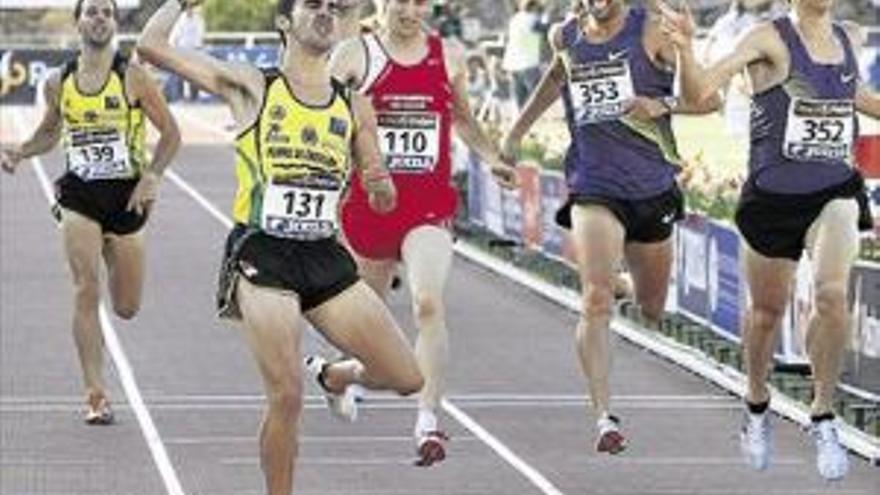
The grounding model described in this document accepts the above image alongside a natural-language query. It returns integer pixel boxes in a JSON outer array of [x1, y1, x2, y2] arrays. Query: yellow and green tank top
[[60, 53, 146, 181], [233, 70, 355, 240]]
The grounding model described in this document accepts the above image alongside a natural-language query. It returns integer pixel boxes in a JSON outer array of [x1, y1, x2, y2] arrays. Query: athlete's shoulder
[[838, 21, 865, 51], [548, 19, 571, 51]]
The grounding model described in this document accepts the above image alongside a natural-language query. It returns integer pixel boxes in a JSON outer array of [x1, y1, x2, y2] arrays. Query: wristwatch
[[660, 96, 680, 114]]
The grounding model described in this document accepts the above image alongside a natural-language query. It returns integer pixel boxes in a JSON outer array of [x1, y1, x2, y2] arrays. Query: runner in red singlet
[[331, 0, 515, 467]]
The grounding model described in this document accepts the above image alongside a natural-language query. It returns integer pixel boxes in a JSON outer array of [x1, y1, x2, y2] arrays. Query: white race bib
[[783, 98, 855, 162], [569, 59, 635, 125], [261, 180, 341, 240], [67, 127, 132, 181], [377, 112, 440, 173]]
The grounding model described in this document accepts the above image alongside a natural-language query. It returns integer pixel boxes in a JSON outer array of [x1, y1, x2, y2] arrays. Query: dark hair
[[73, 0, 119, 21], [277, 0, 297, 18]]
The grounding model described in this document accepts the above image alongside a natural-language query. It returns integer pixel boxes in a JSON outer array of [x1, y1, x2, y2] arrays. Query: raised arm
[[658, 1, 779, 108], [0, 71, 62, 174], [501, 22, 567, 158], [136, 0, 262, 104], [329, 36, 368, 89], [643, 5, 721, 115], [350, 91, 397, 214]]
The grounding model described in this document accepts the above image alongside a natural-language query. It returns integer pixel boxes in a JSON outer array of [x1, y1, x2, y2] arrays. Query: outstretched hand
[[657, 0, 697, 50]]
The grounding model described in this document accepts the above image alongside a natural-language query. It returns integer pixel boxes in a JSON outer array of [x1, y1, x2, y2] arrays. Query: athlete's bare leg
[[804, 199, 859, 416], [401, 226, 454, 426], [742, 246, 797, 406], [570, 205, 625, 418], [61, 209, 108, 412], [236, 278, 304, 495], [102, 231, 146, 320], [306, 282, 423, 396], [354, 256, 397, 300], [624, 238, 674, 326]]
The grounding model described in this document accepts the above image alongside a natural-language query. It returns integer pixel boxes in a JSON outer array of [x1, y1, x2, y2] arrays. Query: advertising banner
[[707, 221, 742, 340], [1, 49, 73, 104]]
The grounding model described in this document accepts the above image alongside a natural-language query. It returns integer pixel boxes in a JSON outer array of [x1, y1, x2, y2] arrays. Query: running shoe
[[84, 398, 114, 426], [740, 411, 771, 471], [810, 418, 848, 481], [304, 355, 358, 422], [596, 414, 626, 454], [414, 430, 449, 467]]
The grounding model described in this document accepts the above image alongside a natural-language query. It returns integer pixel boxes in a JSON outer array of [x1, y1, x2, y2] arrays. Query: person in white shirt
[[169, 4, 205, 101], [502, 0, 549, 109]]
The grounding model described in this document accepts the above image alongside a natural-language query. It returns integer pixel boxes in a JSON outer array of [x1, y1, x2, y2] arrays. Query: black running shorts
[[55, 173, 147, 235], [217, 224, 360, 319], [735, 173, 873, 261], [556, 185, 685, 243]]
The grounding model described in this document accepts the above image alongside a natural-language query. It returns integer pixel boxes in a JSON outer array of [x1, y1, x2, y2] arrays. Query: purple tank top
[[559, 8, 680, 200], [749, 17, 859, 194]]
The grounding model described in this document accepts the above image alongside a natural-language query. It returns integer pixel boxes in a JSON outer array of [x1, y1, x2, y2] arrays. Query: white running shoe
[[303, 355, 358, 423], [596, 414, 627, 454], [739, 411, 772, 471], [810, 418, 849, 481]]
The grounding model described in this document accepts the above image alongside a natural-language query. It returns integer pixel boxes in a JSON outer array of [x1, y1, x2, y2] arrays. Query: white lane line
[[443, 399, 565, 495], [166, 144, 567, 495], [454, 242, 880, 464], [11, 117, 186, 495]]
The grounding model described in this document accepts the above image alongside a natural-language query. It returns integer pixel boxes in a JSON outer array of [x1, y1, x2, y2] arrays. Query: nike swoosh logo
[[608, 49, 629, 61], [840, 72, 856, 84]]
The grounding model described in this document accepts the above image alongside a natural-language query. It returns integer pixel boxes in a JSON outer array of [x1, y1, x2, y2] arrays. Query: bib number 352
[[783, 98, 854, 161]]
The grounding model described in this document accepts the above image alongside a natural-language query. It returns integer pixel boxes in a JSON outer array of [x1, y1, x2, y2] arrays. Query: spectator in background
[[503, 0, 549, 109], [169, 4, 205, 101], [434, 1, 464, 40]]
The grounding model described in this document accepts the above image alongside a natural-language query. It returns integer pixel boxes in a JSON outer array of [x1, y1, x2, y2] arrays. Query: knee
[[814, 283, 848, 323], [74, 278, 100, 308], [581, 283, 614, 319], [412, 291, 443, 323], [266, 382, 304, 419], [750, 304, 787, 333]]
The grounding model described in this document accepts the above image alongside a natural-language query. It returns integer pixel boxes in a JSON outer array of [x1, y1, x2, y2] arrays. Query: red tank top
[[344, 32, 456, 223]]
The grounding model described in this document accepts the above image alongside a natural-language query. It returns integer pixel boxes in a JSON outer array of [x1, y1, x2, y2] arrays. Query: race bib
[[377, 112, 440, 173], [783, 98, 855, 161], [261, 179, 341, 240], [569, 59, 635, 125], [67, 127, 132, 181]]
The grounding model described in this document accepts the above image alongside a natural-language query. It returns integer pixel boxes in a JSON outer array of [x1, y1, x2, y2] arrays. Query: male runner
[[500, 0, 718, 454], [659, 0, 878, 480], [0, 0, 180, 424], [138, 1, 424, 493], [330, 0, 516, 466]]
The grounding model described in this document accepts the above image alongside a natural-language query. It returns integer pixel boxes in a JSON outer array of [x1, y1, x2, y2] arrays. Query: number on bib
[[783, 98, 854, 161], [67, 127, 132, 181], [568, 59, 635, 125], [261, 180, 341, 240], [378, 112, 440, 173]]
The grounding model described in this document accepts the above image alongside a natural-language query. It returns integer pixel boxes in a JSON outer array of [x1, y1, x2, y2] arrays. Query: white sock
[[415, 407, 438, 436]]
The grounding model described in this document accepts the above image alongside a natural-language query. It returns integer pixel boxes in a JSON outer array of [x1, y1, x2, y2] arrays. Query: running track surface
[[1, 105, 877, 495]]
